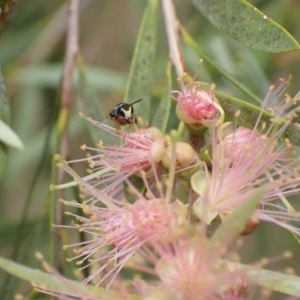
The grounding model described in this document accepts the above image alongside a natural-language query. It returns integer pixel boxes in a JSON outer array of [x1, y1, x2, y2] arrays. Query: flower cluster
[[41, 76, 300, 300], [190, 79, 300, 236]]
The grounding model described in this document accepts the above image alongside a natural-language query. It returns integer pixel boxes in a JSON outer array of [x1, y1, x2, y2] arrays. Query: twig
[[61, 0, 79, 108], [161, 0, 186, 78], [58, 0, 80, 222], [58, 0, 80, 232], [50, 0, 80, 267]]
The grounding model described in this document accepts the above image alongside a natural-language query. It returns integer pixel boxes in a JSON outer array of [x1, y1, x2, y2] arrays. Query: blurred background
[[0, 0, 300, 299]]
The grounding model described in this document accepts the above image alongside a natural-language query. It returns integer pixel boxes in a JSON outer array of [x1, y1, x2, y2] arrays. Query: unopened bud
[[162, 142, 198, 171], [150, 140, 166, 163], [240, 217, 260, 236]]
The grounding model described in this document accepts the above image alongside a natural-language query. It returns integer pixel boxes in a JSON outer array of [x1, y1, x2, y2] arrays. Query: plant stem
[[161, 0, 186, 78], [50, 0, 79, 268]]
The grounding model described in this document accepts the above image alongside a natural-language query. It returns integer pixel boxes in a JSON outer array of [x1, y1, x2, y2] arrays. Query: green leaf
[[0, 256, 138, 299], [76, 54, 116, 144], [216, 91, 273, 125], [210, 187, 264, 252], [243, 264, 300, 296], [191, 0, 300, 53], [173, 178, 190, 204], [0, 142, 7, 180], [124, 175, 145, 204], [0, 118, 24, 149], [284, 125, 300, 149], [124, 0, 158, 125], [11, 63, 126, 92], [0, 67, 9, 124], [179, 25, 261, 104], [0, 67, 10, 179], [215, 91, 300, 147], [151, 62, 172, 133]]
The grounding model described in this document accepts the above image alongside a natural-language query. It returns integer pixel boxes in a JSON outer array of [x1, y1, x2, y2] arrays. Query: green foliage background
[[1, 0, 300, 299]]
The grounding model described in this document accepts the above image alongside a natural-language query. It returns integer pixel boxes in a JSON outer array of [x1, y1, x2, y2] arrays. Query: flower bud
[[217, 122, 268, 162], [162, 142, 198, 173], [146, 127, 164, 140], [150, 139, 167, 163], [173, 81, 224, 130], [240, 217, 260, 236]]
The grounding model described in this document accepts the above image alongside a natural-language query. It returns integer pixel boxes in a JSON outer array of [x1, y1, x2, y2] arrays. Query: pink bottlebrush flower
[[172, 79, 224, 129], [57, 152, 188, 288], [191, 79, 300, 235], [53, 121, 198, 288], [32, 242, 289, 300], [261, 75, 300, 119], [61, 118, 167, 199], [217, 122, 268, 163], [136, 236, 247, 300]]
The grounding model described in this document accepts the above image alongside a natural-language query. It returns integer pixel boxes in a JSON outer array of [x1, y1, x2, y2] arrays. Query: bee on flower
[[58, 115, 168, 199], [109, 99, 142, 126]]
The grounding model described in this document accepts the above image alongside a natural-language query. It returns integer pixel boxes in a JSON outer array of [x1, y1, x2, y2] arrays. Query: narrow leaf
[[0, 67, 10, 124], [124, 0, 158, 125], [215, 91, 300, 147], [216, 91, 276, 126], [267, 204, 300, 247], [191, 0, 300, 53], [0, 143, 7, 180], [0, 256, 132, 299], [76, 54, 115, 144], [151, 62, 172, 133], [0, 118, 24, 149], [179, 25, 261, 104], [243, 264, 300, 297], [284, 125, 300, 149], [12, 64, 126, 92], [124, 176, 145, 204], [210, 187, 264, 251], [0, 67, 10, 179]]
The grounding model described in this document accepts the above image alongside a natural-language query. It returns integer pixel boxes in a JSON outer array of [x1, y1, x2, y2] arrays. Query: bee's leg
[[99, 115, 109, 126], [132, 115, 139, 131], [118, 118, 132, 138], [101, 116, 120, 133], [109, 117, 123, 133]]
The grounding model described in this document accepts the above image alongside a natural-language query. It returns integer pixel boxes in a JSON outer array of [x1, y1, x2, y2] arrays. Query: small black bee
[[109, 99, 142, 126]]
